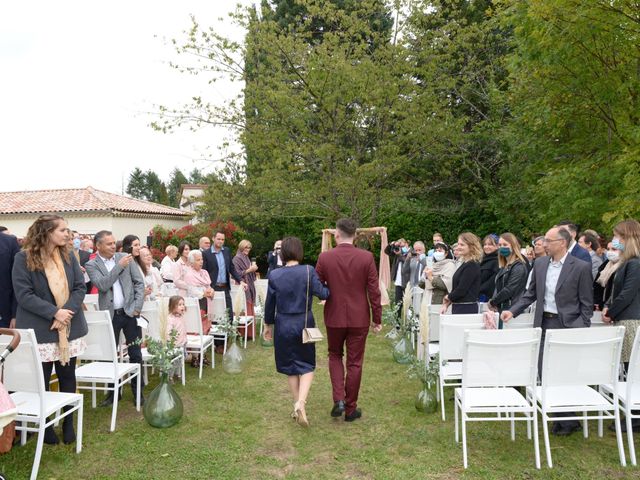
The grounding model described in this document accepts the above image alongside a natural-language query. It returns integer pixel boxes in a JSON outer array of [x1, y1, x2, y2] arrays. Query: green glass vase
[[143, 373, 183, 428], [392, 334, 414, 364], [385, 327, 400, 345], [415, 382, 438, 414], [223, 340, 245, 374]]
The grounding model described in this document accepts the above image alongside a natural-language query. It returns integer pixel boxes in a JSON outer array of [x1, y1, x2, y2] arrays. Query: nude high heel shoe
[[294, 401, 309, 427]]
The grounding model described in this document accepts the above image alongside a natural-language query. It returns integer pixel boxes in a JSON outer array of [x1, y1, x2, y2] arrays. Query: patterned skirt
[[619, 319, 640, 363], [38, 337, 87, 363]]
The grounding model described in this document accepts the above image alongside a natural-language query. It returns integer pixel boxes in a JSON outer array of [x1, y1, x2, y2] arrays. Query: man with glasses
[[501, 226, 593, 436]]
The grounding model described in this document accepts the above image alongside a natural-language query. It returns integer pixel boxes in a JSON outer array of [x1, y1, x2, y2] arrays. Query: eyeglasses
[[543, 238, 563, 244]]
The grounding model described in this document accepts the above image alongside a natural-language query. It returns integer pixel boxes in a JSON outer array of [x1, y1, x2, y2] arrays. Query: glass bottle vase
[[143, 373, 183, 428], [392, 334, 414, 364], [223, 340, 245, 374], [415, 382, 438, 414]]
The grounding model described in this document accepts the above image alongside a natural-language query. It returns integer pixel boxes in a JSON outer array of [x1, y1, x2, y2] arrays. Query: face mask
[[606, 250, 620, 263], [401, 246, 409, 254], [87, 248, 93, 254], [433, 251, 446, 262], [612, 238, 625, 251], [73, 238, 81, 249], [498, 247, 511, 257]]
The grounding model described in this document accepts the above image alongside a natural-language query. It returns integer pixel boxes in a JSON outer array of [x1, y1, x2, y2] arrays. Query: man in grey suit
[[86, 230, 145, 406], [502, 226, 593, 436]]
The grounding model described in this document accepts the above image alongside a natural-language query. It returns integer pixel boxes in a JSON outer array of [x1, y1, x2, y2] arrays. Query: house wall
[[111, 216, 189, 245]]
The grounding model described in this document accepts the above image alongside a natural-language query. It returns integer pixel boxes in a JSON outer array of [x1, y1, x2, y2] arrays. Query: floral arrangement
[[407, 353, 439, 388], [141, 329, 182, 375], [381, 302, 400, 327], [214, 316, 242, 342]]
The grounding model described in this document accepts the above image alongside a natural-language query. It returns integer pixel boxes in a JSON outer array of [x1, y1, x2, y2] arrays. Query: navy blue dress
[[264, 265, 330, 375]]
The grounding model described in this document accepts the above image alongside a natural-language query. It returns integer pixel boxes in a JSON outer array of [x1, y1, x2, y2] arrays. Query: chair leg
[[533, 411, 541, 469], [542, 413, 553, 468], [527, 410, 532, 440], [510, 412, 516, 441], [462, 414, 468, 469], [199, 349, 204, 379], [252, 320, 256, 343], [182, 355, 187, 385], [598, 410, 603, 437], [31, 422, 46, 480], [91, 382, 96, 408], [628, 409, 637, 466], [21, 421, 27, 445], [76, 400, 83, 454], [454, 397, 459, 443], [440, 380, 446, 421], [110, 386, 119, 432], [136, 371, 141, 412], [616, 407, 627, 466], [211, 343, 215, 369], [583, 411, 588, 439]]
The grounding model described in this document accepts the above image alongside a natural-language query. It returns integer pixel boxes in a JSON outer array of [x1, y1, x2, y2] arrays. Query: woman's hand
[[54, 308, 74, 325], [263, 324, 273, 341], [440, 296, 450, 315], [602, 307, 613, 324], [144, 286, 153, 296], [50, 319, 67, 331], [204, 287, 215, 299]]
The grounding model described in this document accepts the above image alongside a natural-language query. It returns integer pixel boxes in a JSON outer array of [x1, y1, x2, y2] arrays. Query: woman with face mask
[[479, 234, 500, 303], [421, 242, 457, 305], [488, 233, 528, 328], [593, 241, 621, 311]]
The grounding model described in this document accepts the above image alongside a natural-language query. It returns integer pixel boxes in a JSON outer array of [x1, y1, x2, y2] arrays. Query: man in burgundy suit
[[316, 218, 382, 421]]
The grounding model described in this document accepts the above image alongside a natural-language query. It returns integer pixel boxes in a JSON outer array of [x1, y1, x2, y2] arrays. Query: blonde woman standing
[[441, 232, 482, 314]]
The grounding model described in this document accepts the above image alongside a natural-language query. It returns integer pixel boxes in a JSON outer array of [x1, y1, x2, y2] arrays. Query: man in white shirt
[[86, 230, 145, 406]]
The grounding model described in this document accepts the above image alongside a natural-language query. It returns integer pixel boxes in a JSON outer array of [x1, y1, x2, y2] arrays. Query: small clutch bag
[[302, 327, 324, 344]]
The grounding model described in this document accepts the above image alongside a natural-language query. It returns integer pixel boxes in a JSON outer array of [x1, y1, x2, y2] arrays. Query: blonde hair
[[237, 239, 252, 255], [458, 232, 482, 263], [165, 244, 178, 256], [498, 232, 526, 268], [613, 220, 640, 262]]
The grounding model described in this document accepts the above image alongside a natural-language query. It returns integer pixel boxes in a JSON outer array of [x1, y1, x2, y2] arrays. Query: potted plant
[[141, 330, 184, 428], [217, 316, 246, 374], [407, 354, 439, 414], [382, 302, 401, 344]]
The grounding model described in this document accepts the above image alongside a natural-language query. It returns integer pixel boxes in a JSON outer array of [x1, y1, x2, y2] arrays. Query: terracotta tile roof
[[0, 186, 191, 217]]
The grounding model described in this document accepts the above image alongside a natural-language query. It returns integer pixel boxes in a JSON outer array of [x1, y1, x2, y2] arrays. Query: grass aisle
[[1, 306, 635, 479]]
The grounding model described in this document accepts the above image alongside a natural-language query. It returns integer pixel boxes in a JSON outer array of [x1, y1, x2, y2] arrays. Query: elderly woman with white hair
[[183, 249, 215, 366]]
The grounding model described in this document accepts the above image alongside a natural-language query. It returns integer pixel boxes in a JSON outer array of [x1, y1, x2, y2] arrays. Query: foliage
[[149, 221, 242, 260], [214, 315, 242, 342], [126, 166, 208, 208], [407, 353, 439, 388], [381, 302, 400, 327], [166, 167, 189, 208], [140, 329, 182, 375]]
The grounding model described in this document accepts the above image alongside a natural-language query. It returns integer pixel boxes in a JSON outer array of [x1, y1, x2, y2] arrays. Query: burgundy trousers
[[326, 326, 369, 416]]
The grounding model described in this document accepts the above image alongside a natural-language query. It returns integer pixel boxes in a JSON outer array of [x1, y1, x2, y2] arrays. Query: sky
[[0, 1, 253, 194]]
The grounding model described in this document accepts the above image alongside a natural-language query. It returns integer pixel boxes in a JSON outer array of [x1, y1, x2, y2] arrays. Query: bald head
[[199, 237, 211, 250]]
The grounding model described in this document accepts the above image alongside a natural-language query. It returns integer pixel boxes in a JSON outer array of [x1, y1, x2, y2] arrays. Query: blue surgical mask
[[606, 250, 620, 263], [72, 238, 81, 249], [87, 248, 93, 254], [612, 238, 625, 251], [433, 251, 446, 262], [401, 246, 409, 254], [498, 247, 511, 257]]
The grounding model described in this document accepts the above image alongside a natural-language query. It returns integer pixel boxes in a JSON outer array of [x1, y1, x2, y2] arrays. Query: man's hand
[[372, 323, 382, 333], [500, 311, 514, 323], [9, 318, 16, 329], [118, 254, 133, 268]]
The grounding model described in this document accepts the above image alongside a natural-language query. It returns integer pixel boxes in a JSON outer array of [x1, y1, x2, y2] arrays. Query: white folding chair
[[230, 284, 255, 348], [184, 297, 214, 379], [1, 329, 83, 480], [532, 327, 626, 468], [209, 294, 229, 354], [455, 328, 542, 469], [601, 328, 640, 465], [75, 310, 141, 432], [438, 313, 485, 420], [503, 312, 535, 329], [255, 279, 268, 337], [140, 300, 186, 386]]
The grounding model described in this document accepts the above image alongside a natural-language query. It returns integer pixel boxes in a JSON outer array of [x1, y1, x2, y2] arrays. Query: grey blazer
[[12, 250, 88, 344], [85, 253, 145, 318], [509, 254, 593, 328]]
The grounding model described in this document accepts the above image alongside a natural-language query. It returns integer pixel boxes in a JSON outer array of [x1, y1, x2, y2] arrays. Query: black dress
[[264, 265, 329, 375]]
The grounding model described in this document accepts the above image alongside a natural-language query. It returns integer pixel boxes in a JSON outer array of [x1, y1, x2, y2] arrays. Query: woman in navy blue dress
[[264, 237, 329, 427]]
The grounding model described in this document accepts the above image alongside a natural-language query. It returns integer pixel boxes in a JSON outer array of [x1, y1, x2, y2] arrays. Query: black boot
[[43, 426, 59, 445], [62, 411, 76, 444]]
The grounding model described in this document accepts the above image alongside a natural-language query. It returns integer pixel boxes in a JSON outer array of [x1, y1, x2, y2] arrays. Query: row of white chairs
[[438, 314, 640, 469]]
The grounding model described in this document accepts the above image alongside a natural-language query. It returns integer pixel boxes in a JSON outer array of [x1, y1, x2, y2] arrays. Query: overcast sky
[[0, 1, 252, 194]]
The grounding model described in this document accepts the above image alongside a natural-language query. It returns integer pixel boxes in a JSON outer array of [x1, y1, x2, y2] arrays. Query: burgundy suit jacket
[[316, 243, 382, 328]]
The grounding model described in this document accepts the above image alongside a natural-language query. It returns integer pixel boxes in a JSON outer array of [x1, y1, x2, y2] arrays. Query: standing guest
[[122, 235, 149, 298], [593, 242, 621, 310], [160, 244, 178, 282], [603, 220, 640, 364], [140, 246, 163, 300], [421, 242, 457, 305], [402, 241, 427, 289], [556, 220, 592, 264], [199, 237, 211, 252], [172, 240, 192, 297], [85, 230, 145, 406], [202, 231, 247, 320], [12, 214, 88, 444], [71, 231, 92, 292], [0, 229, 19, 328], [264, 237, 329, 427], [578, 232, 603, 279], [533, 236, 547, 259], [233, 240, 259, 317], [502, 227, 592, 436], [441, 233, 482, 314], [479, 234, 499, 302], [524, 246, 535, 266], [80, 238, 93, 255], [267, 240, 283, 278], [488, 233, 528, 327], [428, 232, 444, 256], [384, 238, 410, 314], [316, 218, 382, 422]]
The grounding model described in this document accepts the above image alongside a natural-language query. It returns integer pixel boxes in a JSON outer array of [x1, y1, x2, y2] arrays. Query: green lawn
[[2, 307, 638, 479]]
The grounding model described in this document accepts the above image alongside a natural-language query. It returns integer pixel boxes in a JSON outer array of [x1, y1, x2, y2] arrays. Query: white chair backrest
[[542, 327, 625, 387], [428, 305, 441, 342], [210, 294, 227, 322], [439, 314, 485, 363], [255, 279, 268, 303], [462, 328, 541, 388], [78, 310, 118, 362], [590, 311, 606, 327], [0, 329, 44, 394], [84, 293, 99, 304], [625, 328, 640, 388], [504, 312, 535, 329], [141, 300, 161, 340], [184, 297, 202, 335]]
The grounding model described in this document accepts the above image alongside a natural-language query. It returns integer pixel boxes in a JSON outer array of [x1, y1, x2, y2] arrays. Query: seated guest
[[173, 240, 191, 297], [140, 246, 163, 300], [594, 241, 621, 310], [183, 249, 215, 321], [441, 233, 482, 314], [160, 244, 178, 282], [488, 233, 528, 327], [421, 242, 456, 305], [479, 234, 499, 302]]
